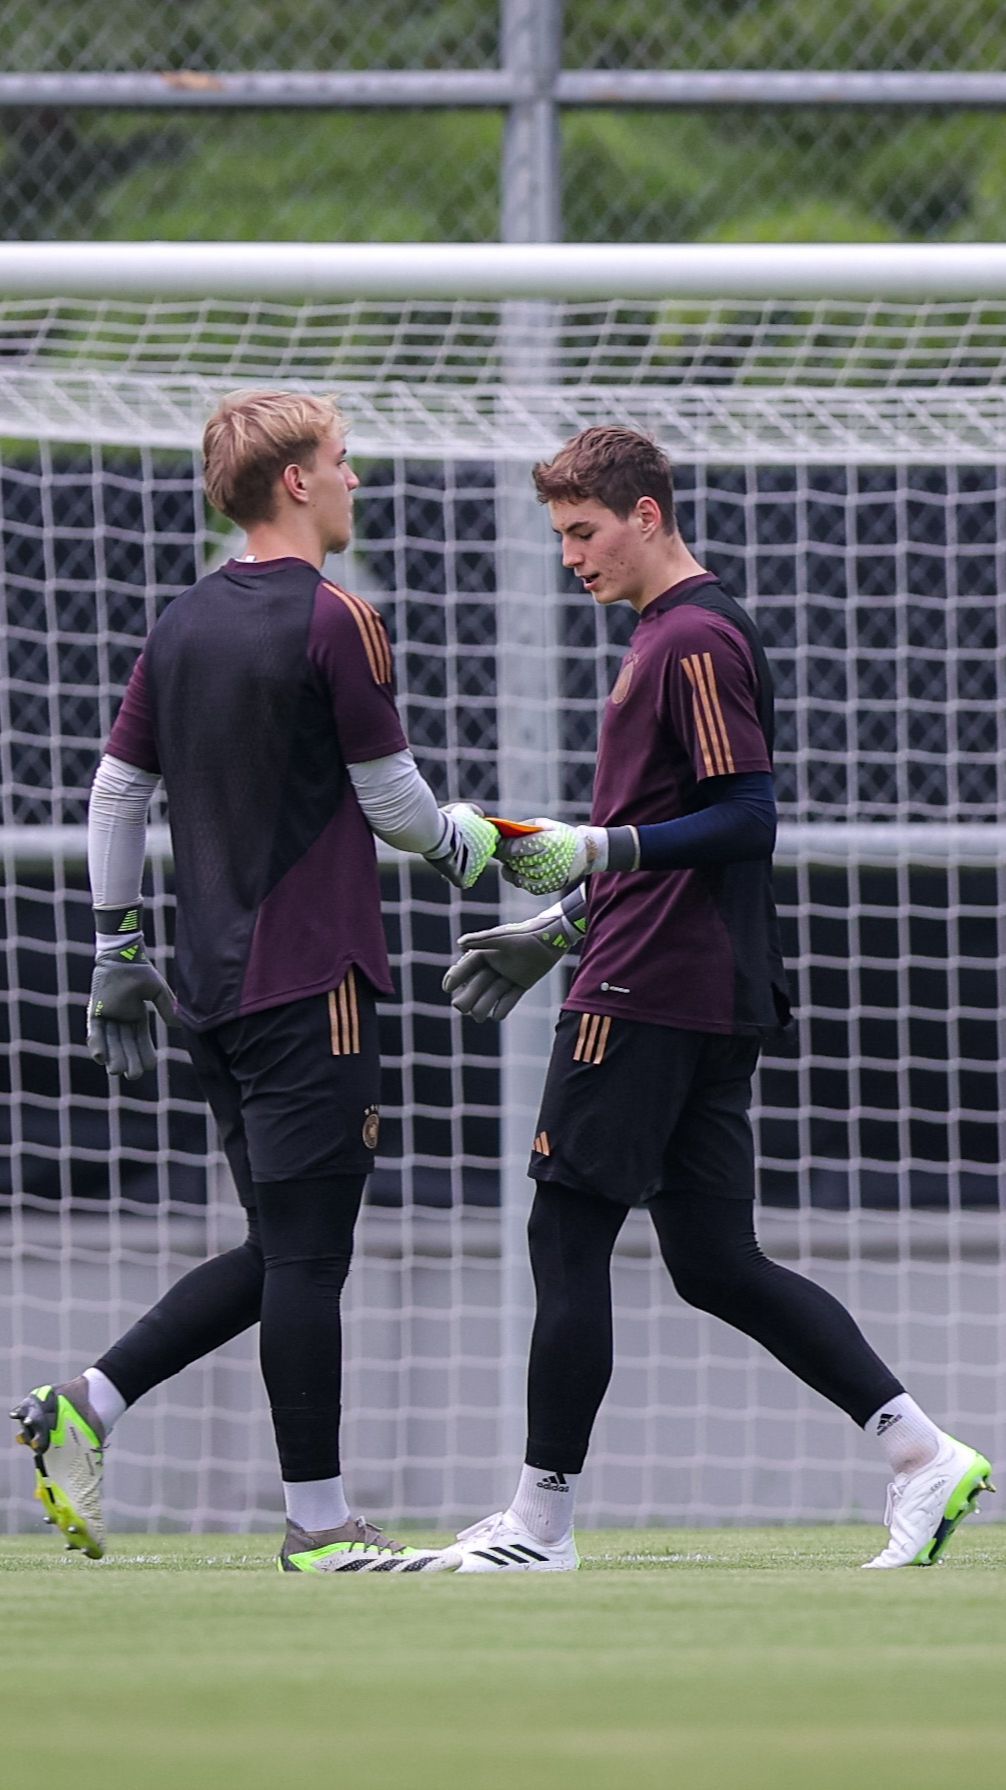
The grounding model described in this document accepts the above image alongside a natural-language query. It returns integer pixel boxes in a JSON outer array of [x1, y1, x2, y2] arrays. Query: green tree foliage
[[2, 0, 497, 72], [563, 0, 1006, 74], [3, 0, 1006, 242]]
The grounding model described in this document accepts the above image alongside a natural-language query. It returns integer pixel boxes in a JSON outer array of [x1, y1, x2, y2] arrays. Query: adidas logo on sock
[[877, 1412, 903, 1434], [536, 1472, 569, 1493]]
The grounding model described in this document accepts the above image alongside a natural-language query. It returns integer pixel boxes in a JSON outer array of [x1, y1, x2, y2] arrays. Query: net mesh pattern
[[3, 296, 1006, 464], [2, 287, 1004, 1528]]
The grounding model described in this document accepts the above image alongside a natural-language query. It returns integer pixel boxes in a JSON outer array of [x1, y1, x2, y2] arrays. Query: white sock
[[83, 1367, 127, 1435], [866, 1393, 943, 1475], [507, 1464, 579, 1544], [283, 1476, 351, 1535]]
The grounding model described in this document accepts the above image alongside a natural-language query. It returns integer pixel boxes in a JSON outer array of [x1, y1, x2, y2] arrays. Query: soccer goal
[[2, 242, 1004, 1532]]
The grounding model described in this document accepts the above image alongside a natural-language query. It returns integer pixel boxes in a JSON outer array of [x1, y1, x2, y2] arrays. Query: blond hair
[[202, 390, 344, 526]]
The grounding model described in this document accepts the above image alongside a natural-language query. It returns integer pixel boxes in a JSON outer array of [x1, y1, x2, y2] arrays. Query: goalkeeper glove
[[87, 903, 177, 1080], [424, 802, 500, 890], [494, 818, 638, 896], [442, 891, 587, 1022]]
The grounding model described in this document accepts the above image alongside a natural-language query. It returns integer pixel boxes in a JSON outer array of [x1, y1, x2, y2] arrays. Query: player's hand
[[494, 819, 609, 896], [424, 802, 500, 890], [86, 946, 177, 1080], [443, 904, 584, 1022]]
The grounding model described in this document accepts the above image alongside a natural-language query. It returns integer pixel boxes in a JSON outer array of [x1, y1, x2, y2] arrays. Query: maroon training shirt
[[565, 573, 790, 1036], [106, 557, 407, 1030]]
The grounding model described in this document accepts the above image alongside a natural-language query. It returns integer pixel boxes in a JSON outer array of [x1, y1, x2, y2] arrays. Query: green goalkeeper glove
[[424, 802, 500, 890], [494, 818, 637, 896], [87, 904, 177, 1080], [442, 891, 587, 1022]]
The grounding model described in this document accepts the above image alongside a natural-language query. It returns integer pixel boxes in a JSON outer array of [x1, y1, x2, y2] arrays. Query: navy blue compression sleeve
[[614, 771, 777, 872]]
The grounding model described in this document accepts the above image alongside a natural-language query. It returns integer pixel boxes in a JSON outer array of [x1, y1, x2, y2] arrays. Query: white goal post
[[1, 243, 1004, 1533]]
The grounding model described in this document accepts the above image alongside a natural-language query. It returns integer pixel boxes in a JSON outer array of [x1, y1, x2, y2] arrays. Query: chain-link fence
[[562, 108, 1006, 243], [2, 1, 1006, 243], [3, 2, 498, 72], [564, 0, 1006, 73], [8, 105, 1006, 245], [9, 0, 1004, 76], [0, 111, 504, 242]]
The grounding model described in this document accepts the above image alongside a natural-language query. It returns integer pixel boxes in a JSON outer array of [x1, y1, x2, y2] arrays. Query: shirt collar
[[638, 571, 719, 621], [225, 555, 317, 575]]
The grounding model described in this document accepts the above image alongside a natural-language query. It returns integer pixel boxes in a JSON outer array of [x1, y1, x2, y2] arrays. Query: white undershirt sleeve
[[348, 748, 446, 855], [88, 753, 160, 923]]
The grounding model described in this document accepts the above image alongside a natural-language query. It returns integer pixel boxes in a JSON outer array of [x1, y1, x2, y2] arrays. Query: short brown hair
[[202, 390, 344, 526], [532, 426, 676, 532]]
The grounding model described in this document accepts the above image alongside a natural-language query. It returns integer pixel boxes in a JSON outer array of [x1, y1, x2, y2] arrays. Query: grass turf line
[[1, 1527, 1004, 1790]]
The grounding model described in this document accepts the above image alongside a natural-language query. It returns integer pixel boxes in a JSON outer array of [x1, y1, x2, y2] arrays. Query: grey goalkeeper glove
[[442, 891, 587, 1022], [87, 904, 177, 1080], [424, 802, 500, 890], [495, 818, 638, 896]]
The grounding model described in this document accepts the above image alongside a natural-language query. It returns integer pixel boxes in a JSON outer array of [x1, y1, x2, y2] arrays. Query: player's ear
[[280, 461, 310, 505], [635, 495, 662, 537]]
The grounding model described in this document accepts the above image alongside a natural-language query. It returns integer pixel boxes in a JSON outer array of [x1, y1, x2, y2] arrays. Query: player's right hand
[[424, 802, 500, 890], [494, 819, 609, 896], [86, 947, 177, 1080], [442, 906, 582, 1022]]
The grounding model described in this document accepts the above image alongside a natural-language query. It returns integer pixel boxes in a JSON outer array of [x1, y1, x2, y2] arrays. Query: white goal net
[[2, 245, 1004, 1532]]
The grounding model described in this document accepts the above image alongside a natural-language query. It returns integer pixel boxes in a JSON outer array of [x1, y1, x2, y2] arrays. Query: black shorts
[[183, 969, 381, 1204], [529, 1009, 761, 1208]]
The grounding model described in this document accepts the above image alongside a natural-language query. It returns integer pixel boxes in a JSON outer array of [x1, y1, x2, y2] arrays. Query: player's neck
[[240, 520, 327, 569], [633, 542, 707, 614]]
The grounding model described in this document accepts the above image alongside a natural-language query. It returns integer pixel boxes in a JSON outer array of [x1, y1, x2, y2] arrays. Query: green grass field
[[3, 1527, 1004, 1790]]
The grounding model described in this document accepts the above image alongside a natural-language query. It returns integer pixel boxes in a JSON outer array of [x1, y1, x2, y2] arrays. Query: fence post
[[494, 0, 564, 1483]]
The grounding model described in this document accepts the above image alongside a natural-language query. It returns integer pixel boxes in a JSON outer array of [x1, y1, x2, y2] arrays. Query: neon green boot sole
[[913, 1451, 995, 1566]]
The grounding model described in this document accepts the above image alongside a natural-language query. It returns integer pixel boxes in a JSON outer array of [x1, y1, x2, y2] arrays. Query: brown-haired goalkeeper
[[444, 425, 992, 1574]]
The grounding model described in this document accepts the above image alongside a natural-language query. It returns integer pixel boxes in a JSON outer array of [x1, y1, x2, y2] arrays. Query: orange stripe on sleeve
[[681, 657, 716, 777], [346, 590, 393, 685], [345, 590, 392, 685], [324, 582, 392, 684], [700, 652, 736, 774], [687, 654, 728, 776]]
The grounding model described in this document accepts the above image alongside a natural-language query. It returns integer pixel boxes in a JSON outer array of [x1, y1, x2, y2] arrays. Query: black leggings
[[96, 1174, 365, 1483], [525, 1182, 903, 1474]]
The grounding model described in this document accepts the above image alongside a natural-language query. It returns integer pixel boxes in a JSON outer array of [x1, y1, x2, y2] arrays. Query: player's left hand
[[494, 819, 608, 896], [86, 946, 177, 1080], [443, 904, 581, 1022], [424, 802, 500, 890]]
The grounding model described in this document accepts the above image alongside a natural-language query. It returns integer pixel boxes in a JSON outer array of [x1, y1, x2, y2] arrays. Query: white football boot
[[862, 1433, 994, 1569], [452, 1509, 579, 1573], [11, 1380, 106, 1559], [280, 1517, 461, 1574]]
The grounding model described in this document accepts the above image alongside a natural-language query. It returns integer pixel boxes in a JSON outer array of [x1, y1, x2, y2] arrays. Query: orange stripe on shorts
[[328, 970, 362, 1056]]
